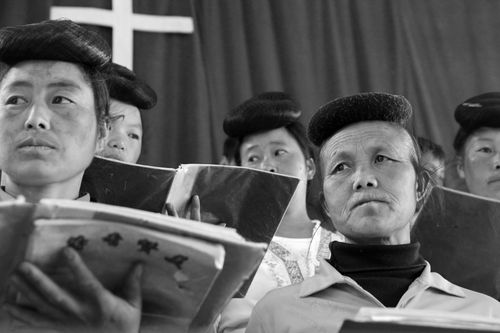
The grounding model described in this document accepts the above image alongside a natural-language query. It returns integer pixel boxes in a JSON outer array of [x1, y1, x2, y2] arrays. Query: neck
[[275, 181, 313, 238], [2, 173, 84, 202], [344, 225, 412, 246]]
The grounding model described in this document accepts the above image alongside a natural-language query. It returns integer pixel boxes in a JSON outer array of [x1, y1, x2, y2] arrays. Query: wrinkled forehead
[[319, 121, 415, 167], [0, 60, 89, 89]]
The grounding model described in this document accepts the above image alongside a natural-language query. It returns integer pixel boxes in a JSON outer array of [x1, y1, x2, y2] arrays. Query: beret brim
[[308, 92, 413, 147], [0, 19, 110, 68], [223, 91, 302, 138], [453, 92, 500, 151], [107, 63, 157, 110]]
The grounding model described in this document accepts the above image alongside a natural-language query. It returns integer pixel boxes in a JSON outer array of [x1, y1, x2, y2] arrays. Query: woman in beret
[[0, 20, 142, 332], [97, 62, 157, 164], [218, 92, 342, 332], [246, 92, 500, 333], [453, 92, 500, 200]]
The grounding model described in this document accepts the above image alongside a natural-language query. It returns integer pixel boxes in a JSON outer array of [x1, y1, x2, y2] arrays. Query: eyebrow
[[3, 79, 83, 90], [3, 80, 33, 89], [244, 140, 288, 151], [108, 114, 143, 131], [47, 80, 83, 90]]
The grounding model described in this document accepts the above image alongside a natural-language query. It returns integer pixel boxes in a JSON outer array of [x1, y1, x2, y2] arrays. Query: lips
[[349, 193, 391, 211], [17, 136, 57, 150], [488, 176, 500, 184], [98, 150, 125, 162]]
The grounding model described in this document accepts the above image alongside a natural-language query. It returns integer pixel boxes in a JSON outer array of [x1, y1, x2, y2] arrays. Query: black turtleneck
[[328, 241, 426, 307]]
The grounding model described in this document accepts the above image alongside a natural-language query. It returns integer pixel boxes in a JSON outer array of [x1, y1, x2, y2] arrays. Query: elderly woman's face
[[459, 127, 500, 200], [320, 121, 418, 245]]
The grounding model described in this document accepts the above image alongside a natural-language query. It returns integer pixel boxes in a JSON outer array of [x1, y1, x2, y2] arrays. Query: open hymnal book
[[412, 186, 500, 299], [339, 308, 500, 332], [0, 198, 266, 333], [81, 157, 299, 245]]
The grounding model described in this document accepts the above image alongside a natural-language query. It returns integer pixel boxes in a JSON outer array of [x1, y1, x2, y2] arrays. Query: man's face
[[97, 99, 142, 163], [0, 60, 99, 186], [459, 127, 500, 200], [320, 121, 417, 244]]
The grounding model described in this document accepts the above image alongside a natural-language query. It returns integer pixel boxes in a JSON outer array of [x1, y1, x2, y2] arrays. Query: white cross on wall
[[51, 0, 194, 69]]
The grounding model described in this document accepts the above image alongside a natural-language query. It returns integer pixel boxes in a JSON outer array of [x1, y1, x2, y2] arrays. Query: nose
[[352, 166, 378, 190], [260, 156, 277, 173], [24, 104, 50, 131], [107, 137, 126, 151], [493, 153, 500, 170]]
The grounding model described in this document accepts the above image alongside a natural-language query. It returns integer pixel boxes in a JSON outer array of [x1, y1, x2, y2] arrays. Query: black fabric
[[328, 241, 426, 307], [107, 62, 157, 110], [308, 92, 413, 147], [223, 91, 302, 138], [0, 19, 110, 68], [453, 92, 500, 151]]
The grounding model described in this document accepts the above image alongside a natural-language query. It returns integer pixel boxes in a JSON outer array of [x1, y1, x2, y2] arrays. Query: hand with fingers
[[163, 194, 201, 221], [4, 247, 143, 333]]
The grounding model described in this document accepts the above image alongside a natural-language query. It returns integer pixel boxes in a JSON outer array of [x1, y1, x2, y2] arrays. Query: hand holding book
[[6, 248, 142, 333]]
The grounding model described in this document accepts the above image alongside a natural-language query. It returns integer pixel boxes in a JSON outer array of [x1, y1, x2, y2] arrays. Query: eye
[[5, 96, 27, 105], [52, 96, 73, 104], [275, 149, 287, 157], [128, 133, 140, 140], [247, 155, 259, 163], [477, 147, 493, 154], [331, 163, 347, 175], [374, 155, 391, 163]]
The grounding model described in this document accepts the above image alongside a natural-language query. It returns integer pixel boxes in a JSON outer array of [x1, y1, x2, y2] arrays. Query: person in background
[[417, 136, 445, 186], [97, 62, 157, 164], [219, 136, 238, 166], [246, 92, 500, 333], [453, 92, 500, 200], [0, 20, 141, 332], [217, 92, 343, 332]]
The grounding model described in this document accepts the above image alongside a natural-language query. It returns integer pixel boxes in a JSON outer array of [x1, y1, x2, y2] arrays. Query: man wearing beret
[[97, 62, 157, 164], [246, 92, 500, 333], [0, 20, 142, 332], [453, 92, 500, 200]]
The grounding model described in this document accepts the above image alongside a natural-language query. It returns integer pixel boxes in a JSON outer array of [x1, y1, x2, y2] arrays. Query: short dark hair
[[417, 136, 445, 162]]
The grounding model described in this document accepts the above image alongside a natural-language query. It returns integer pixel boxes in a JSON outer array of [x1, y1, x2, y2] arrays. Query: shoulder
[[427, 271, 500, 317], [256, 282, 302, 308]]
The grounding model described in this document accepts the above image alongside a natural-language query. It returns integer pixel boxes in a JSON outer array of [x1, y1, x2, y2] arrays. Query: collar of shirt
[[299, 258, 465, 300], [0, 188, 91, 202]]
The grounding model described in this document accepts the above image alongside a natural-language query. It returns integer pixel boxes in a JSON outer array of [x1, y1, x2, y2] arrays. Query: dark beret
[[223, 91, 302, 138], [0, 19, 110, 68], [308, 92, 413, 147], [107, 63, 157, 110], [453, 92, 500, 151]]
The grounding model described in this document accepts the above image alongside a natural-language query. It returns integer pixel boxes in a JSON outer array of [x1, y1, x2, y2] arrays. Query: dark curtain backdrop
[[2, 0, 500, 170]]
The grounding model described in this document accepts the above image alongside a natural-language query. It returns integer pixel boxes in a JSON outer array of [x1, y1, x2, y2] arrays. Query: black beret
[[223, 91, 302, 138], [308, 92, 413, 147], [0, 19, 110, 68], [107, 63, 157, 110], [453, 92, 500, 151]]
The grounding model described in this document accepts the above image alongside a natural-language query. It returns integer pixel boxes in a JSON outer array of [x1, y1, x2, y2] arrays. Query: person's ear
[[456, 157, 465, 179], [305, 158, 316, 180]]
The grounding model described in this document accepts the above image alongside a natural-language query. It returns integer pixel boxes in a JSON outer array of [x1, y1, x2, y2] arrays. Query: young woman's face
[[239, 127, 313, 181], [97, 99, 142, 164], [459, 127, 500, 200], [320, 122, 418, 244], [0, 60, 99, 186]]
